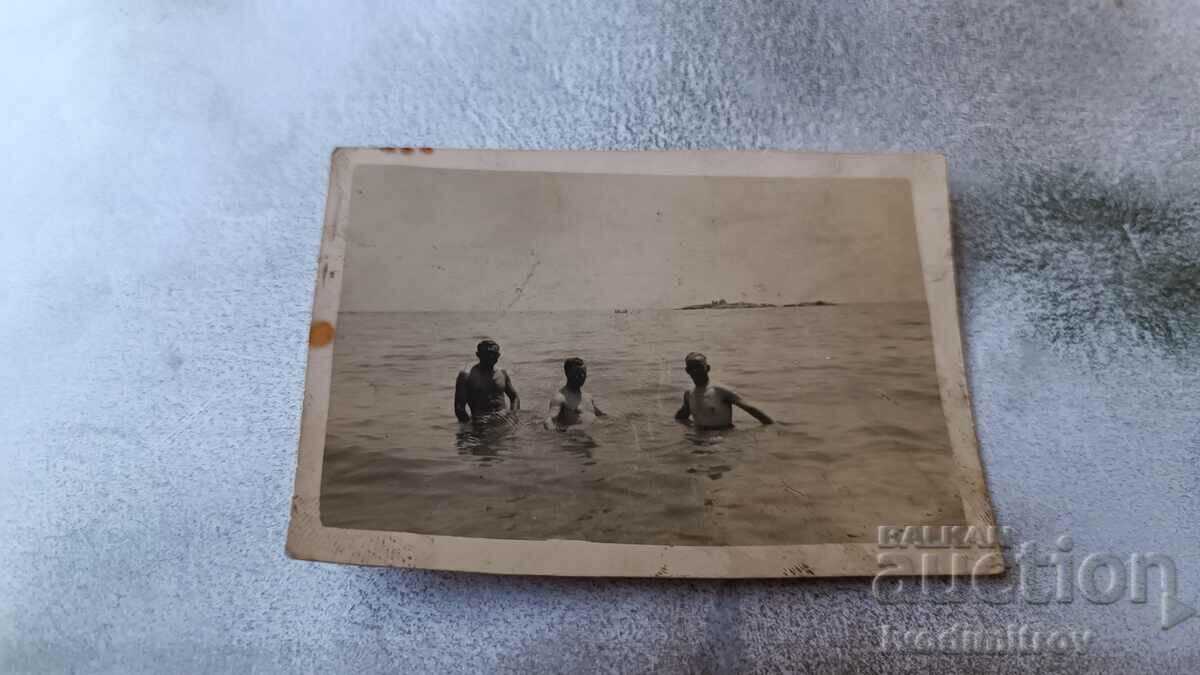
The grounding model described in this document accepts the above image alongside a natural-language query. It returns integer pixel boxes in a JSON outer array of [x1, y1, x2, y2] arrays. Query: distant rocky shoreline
[[678, 299, 836, 310]]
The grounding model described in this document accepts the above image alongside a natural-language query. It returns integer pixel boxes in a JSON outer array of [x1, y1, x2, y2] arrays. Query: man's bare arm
[[503, 370, 521, 411], [736, 401, 775, 425], [674, 392, 691, 423], [725, 388, 774, 425], [592, 397, 608, 417], [454, 370, 471, 422], [543, 394, 563, 430]]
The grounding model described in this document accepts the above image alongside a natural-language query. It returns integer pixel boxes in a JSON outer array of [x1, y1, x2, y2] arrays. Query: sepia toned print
[[286, 149, 999, 577]]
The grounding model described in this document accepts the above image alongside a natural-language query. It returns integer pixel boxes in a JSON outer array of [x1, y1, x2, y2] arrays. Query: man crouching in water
[[544, 357, 607, 430], [675, 352, 774, 429], [455, 339, 520, 422]]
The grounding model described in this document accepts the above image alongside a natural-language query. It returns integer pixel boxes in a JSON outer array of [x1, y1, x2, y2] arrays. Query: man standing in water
[[675, 352, 774, 428], [544, 357, 607, 430], [454, 339, 520, 422]]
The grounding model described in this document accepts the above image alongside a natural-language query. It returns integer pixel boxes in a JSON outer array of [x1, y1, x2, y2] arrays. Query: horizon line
[[338, 301, 926, 313]]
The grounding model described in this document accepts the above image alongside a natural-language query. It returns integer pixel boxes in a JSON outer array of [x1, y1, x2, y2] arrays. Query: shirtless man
[[674, 352, 774, 428], [544, 357, 607, 430], [454, 339, 520, 422]]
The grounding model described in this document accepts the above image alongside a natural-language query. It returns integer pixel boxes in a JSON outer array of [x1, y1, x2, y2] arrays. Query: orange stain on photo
[[309, 321, 336, 347]]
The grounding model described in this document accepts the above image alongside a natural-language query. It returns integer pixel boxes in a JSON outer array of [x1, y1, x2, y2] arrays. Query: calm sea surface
[[321, 304, 965, 545]]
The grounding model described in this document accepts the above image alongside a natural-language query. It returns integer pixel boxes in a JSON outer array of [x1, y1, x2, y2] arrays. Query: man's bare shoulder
[[712, 383, 742, 400]]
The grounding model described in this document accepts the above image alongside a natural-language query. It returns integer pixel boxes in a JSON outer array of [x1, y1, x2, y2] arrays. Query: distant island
[[678, 299, 836, 310]]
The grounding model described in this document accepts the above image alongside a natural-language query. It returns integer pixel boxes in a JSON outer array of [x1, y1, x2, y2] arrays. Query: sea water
[[320, 304, 965, 546]]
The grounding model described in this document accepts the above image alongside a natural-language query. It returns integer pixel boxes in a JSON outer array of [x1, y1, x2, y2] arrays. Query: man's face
[[478, 346, 501, 367], [566, 364, 587, 387], [685, 362, 709, 383]]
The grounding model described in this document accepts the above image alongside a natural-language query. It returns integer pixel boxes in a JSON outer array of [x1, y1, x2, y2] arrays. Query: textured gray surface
[[2, 0, 1198, 672]]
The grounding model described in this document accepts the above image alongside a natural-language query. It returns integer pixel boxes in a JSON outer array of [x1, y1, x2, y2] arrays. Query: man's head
[[563, 357, 587, 388], [476, 339, 501, 367], [684, 352, 710, 384]]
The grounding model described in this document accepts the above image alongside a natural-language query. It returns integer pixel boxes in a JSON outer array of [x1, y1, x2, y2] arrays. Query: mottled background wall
[[2, 1, 1197, 672]]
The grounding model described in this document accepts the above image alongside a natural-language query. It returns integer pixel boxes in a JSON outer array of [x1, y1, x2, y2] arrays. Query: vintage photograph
[[287, 150, 997, 577]]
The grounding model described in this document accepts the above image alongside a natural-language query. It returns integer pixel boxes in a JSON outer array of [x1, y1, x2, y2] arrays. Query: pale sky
[[340, 166, 922, 311]]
